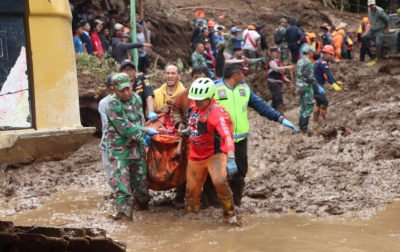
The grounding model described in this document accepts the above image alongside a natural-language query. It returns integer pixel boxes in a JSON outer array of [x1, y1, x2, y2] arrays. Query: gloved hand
[[366, 61, 376, 67], [318, 85, 326, 95], [337, 81, 343, 86], [226, 157, 238, 176], [147, 111, 158, 122], [209, 71, 215, 79], [282, 119, 297, 133], [331, 83, 342, 92], [143, 135, 152, 147], [180, 128, 190, 136], [258, 57, 265, 62], [146, 128, 159, 135]]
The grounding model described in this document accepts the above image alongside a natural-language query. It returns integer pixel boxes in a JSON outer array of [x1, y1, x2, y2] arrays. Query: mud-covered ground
[[2, 59, 400, 220]]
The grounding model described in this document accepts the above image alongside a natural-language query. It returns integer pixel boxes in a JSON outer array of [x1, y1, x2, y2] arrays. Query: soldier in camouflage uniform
[[106, 73, 159, 220], [296, 46, 320, 133], [276, 18, 289, 62]]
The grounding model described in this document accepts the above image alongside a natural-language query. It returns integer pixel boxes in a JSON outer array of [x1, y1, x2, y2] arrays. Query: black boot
[[299, 117, 309, 133], [173, 182, 186, 209], [230, 179, 245, 206], [200, 175, 219, 208]]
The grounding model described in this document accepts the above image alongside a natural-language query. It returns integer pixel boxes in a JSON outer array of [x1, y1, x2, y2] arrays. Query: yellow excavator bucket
[[0, 0, 95, 164]]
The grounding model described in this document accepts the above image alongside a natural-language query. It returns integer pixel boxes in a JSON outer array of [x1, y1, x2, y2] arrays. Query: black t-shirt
[[133, 74, 154, 112], [260, 33, 269, 50]]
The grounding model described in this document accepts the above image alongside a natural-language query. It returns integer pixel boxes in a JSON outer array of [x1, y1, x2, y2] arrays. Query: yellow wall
[[27, 0, 81, 130]]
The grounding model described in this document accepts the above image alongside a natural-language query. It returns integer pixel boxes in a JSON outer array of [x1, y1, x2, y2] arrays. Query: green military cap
[[303, 45, 315, 54], [111, 73, 131, 91]]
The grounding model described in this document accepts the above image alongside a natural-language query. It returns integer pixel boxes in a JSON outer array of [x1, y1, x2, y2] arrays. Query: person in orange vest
[[306, 33, 322, 63], [330, 25, 343, 61]]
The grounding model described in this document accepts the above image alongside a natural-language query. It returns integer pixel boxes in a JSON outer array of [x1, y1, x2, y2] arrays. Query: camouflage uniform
[[106, 74, 150, 218], [277, 26, 288, 61], [296, 57, 317, 132]]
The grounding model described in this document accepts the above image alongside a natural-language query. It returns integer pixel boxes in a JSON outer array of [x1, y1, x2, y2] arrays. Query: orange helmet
[[308, 32, 316, 39], [207, 20, 215, 27], [322, 45, 334, 55], [362, 17, 369, 24]]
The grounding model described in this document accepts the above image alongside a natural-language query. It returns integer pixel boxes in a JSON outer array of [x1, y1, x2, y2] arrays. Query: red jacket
[[90, 32, 104, 59], [187, 99, 234, 160]]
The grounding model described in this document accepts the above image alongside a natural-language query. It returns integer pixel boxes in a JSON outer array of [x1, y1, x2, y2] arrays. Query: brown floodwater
[[2, 185, 400, 252]]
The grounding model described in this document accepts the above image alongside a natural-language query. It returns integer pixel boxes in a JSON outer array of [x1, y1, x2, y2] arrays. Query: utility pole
[[130, 0, 138, 68]]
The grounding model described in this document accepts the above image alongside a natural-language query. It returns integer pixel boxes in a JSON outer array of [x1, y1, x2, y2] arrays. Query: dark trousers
[[360, 39, 374, 62], [288, 44, 300, 64], [313, 85, 329, 108], [230, 139, 248, 206], [138, 55, 150, 74], [267, 81, 283, 109]]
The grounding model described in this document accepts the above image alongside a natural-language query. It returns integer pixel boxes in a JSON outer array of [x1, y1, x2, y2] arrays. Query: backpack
[[274, 28, 284, 45]]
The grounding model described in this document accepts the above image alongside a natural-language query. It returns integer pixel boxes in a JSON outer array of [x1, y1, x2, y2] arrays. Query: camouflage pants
[[279, 42, 289, 61], [299, 87, 315, 118], [110, 158, 149, 218]]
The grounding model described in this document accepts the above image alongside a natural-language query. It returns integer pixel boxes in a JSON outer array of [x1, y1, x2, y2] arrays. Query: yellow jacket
[[153, 81, 186, 111]]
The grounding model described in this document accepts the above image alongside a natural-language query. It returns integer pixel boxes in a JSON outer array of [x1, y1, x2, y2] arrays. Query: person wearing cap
[[136, 22, 150, 74], [80, 21, 93, 54], [91, 20, 105, 59], [203, 39, 216, 74], [358, 18, 375, 62], [266, 47, 295, 114], [242, 25, 261, 67], [191, 43, 207, 68], [363, 0, 389, 62], [191, 19, 205, 50], [313, 45, 342, 121], [106, 73, 159, 220], [296, 46, 320, 133], [330, 25, 343, 61], [275, 18, 289, 62], [214, 26, 225, 44], [320, 23, 334, 47], [231, 47, 264, 76], [285, 18, 303, 64], [111, 31, 151, 64], [214, 59, 296, 206], [73, 23, 84, 54], [223, 27, 243, 60], [182, 77, 238, 224], [98, 74, 116, 189], [256, 24, 270, 58], [119, 60, 156, 120], [207, 21, 217, 55]]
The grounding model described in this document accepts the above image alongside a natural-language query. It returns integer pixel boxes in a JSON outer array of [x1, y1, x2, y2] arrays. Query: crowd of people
[[71, 0, 152, 73], [87, 0, 390, 224]]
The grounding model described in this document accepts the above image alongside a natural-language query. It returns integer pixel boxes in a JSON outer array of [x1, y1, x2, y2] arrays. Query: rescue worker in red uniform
[[182, 77, 238, 224], [313, 45, 343, 120]]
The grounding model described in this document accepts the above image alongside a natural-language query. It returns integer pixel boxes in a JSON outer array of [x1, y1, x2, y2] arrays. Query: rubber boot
[[299, 117, 309, 133], [173, 182, 186, 209], [185, 203, 200, 214], [313, 106, 320, 122], [375, 49, 381, 62], [320, 107, 327, 119], [219, 196, 237, 224], [230, 179, 245, 206], [134, 195, 150, 211]]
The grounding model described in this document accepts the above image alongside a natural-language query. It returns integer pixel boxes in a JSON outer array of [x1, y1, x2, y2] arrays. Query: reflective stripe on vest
[[214, 79, 250, 143]]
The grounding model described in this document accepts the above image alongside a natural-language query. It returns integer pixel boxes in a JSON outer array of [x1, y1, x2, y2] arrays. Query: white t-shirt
[[242, 30, 260, 51]]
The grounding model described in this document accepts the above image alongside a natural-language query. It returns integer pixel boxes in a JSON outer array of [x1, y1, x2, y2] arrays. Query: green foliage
[[76, 54, 118, 81]]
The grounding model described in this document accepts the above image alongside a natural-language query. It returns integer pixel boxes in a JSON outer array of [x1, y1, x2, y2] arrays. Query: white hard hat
[[114, 23, 123, 31], [367, 0, 375, 6]]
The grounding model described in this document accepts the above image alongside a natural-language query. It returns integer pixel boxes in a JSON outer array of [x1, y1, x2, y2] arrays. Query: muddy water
[[2, 186, 400, 252]]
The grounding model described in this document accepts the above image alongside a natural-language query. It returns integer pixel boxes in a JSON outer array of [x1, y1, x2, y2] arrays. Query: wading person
[[183, 77, 238, 224], [296, 46, 323, 133], [313, 45, 342, 121], [266, 47, 295, 114], [214, 59, 297, 206], [106, 73, 159, 220]]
